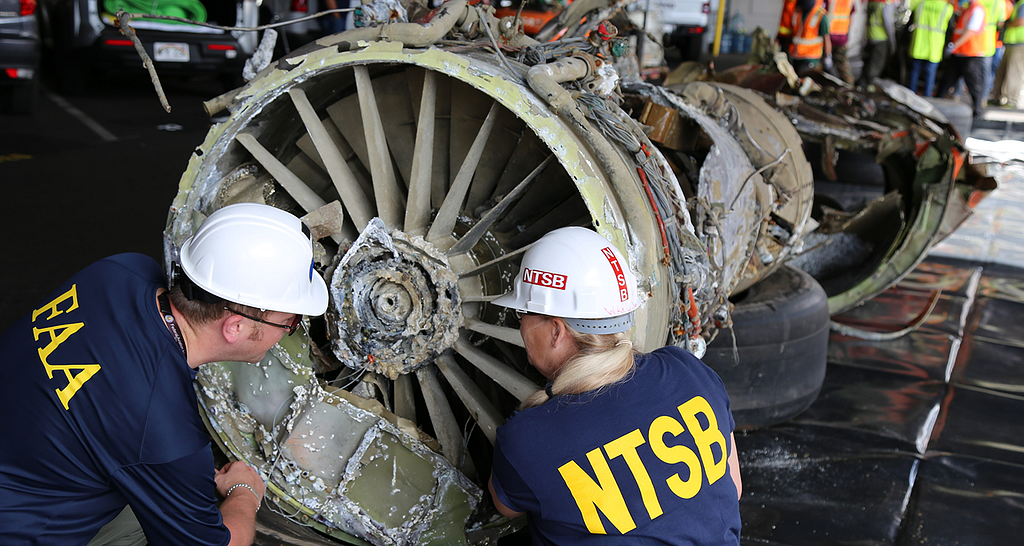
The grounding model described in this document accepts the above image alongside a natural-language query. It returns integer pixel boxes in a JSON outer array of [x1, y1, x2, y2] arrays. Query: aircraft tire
[[701, 265, 830, 429]]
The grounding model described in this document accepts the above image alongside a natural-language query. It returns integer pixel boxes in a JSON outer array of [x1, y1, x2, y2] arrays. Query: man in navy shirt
[[0, 203, 329, 545]]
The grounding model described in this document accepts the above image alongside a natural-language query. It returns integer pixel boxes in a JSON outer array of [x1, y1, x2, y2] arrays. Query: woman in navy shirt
[[488, 227, 742, 546]]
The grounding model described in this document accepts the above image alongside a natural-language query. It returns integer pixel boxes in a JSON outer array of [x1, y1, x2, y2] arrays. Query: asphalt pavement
[[0, 72, 221, 332]]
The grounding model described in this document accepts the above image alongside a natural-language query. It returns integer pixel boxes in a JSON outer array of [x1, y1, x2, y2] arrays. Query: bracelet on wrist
[[225, 482, 261, 508]]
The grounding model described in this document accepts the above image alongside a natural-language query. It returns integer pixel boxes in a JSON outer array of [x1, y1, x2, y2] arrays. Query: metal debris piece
[[197, 332, 481, 546], [303, 201, 347, 244]]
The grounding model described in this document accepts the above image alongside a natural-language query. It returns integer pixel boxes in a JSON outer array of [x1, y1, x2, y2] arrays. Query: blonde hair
[[520, 323, 637, 410]]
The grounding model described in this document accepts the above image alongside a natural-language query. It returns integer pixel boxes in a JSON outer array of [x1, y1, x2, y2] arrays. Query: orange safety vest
[[953, 1, 989, 56], [779, 0, 798, 37], [790, 0, 827, 59], [829, 0, 854, 35]]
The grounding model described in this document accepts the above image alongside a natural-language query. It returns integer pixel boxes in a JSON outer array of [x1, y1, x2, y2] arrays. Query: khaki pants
[[993, 43, 1024, 106], [86, 506, 147, 546]]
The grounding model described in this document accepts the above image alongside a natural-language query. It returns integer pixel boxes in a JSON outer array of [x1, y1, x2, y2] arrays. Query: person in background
[[859, 0, 898, 87], [981, 0, 1010, 98], [320, 0, 348, 36], [0, 203, 330, 546], [488, 227, 742, 545], [909, 0, 956, 95], [990, 0, 1024, 106], [938, 0, 990, 119], [778, 0, 799, 52], [790, 0, 831, 74], [987, 0, 1017, 98], [827, 0, 856, 83]]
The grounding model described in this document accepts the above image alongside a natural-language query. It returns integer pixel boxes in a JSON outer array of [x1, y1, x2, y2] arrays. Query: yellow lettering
[[32, 318, 99, 410], [46, 363, 101, 410], [33, 323, 85, 366], [32, 285, 80, 322], [649, 415, 703, 499], [604, 429, 662, 520], [678, 397, 727, 485], [558, 448, 636, 535]]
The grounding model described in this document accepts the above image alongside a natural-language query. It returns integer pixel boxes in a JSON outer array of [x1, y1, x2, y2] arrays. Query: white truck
[[653, 0, 716, 60]]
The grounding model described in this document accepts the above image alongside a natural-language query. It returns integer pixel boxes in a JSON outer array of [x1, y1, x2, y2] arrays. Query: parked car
[[0, 0, 41, 114], [38, 0, 259, 93], [657, 0, 715, 60]]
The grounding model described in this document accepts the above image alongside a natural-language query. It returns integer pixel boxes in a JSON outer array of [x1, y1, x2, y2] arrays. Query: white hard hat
[[178, 203, 329, 316], [492, 227, 640, 334]]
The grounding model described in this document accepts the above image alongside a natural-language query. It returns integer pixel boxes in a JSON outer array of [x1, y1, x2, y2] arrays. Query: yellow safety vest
[[910, 0, 954, 62], [1005, 0, 1024, 44], [983, 0, 1006, 55], [868, 0, 890, 42]]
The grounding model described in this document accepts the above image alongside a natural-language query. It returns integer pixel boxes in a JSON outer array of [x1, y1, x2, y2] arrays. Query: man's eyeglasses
[[225, 307, 302, 335], [514, 309, 534, 320]]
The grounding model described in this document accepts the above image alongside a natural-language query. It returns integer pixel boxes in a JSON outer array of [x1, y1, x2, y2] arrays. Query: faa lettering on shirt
[[30, 284, 100, 410], [0, 254, 229, 545], [492, 346, 741, 545]]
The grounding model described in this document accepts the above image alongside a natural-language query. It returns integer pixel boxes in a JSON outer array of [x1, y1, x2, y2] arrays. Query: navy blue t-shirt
[[0, 254, 230, 546], [491, 346, 741, 546]]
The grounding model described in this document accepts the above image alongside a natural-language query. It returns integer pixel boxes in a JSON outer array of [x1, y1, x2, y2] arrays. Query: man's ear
[[221, 313, 247, 344]]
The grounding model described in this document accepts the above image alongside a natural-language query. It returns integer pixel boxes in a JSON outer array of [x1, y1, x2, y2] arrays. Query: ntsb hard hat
[[492, 227, 640, 334], [178, 203, 329, 316]]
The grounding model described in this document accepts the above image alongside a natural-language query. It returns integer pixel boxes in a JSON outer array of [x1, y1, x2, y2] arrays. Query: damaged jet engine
[[159, 2, 981, 543]]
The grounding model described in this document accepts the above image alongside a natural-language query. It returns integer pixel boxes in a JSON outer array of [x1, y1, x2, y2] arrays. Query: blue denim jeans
[[909, 59, 939, 96], [987, 46, 1005, 98]]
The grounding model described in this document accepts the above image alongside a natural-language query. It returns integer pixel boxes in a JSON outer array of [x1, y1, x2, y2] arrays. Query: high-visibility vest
[[953, 1, 989, 56], [995, 0, 1013, 46], [867, 0, 890, 42], [910, 0, 954, 61], [1006, 0, 1024, 43], [982, 0, 1006, 54], [779, 0, 798, 37], [790, 0, 827, 59], [829, 0, 854, 35]]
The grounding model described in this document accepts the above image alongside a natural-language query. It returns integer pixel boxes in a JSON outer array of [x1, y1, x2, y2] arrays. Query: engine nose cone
[[330, 219, 463, 379]]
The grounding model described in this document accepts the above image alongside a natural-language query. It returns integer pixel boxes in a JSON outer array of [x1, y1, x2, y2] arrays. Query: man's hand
[[823, 54, 834, 72], [215, 461, 266, 502], [944, 42, 955, 58], [216, 461, 265, 546]]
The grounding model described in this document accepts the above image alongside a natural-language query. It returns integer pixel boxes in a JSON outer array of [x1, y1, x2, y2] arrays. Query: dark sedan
[[0, 0, 40, 114], [39, 0, 258, 93]]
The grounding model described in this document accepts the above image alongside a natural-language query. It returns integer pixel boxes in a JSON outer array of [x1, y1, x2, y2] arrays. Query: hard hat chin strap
[[562, 312, 634, 335]]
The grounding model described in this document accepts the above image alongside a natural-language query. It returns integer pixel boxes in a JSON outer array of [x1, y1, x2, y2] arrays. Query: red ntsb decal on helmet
[[601, 247, 629, 302], [522, 268, 568, 290]]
